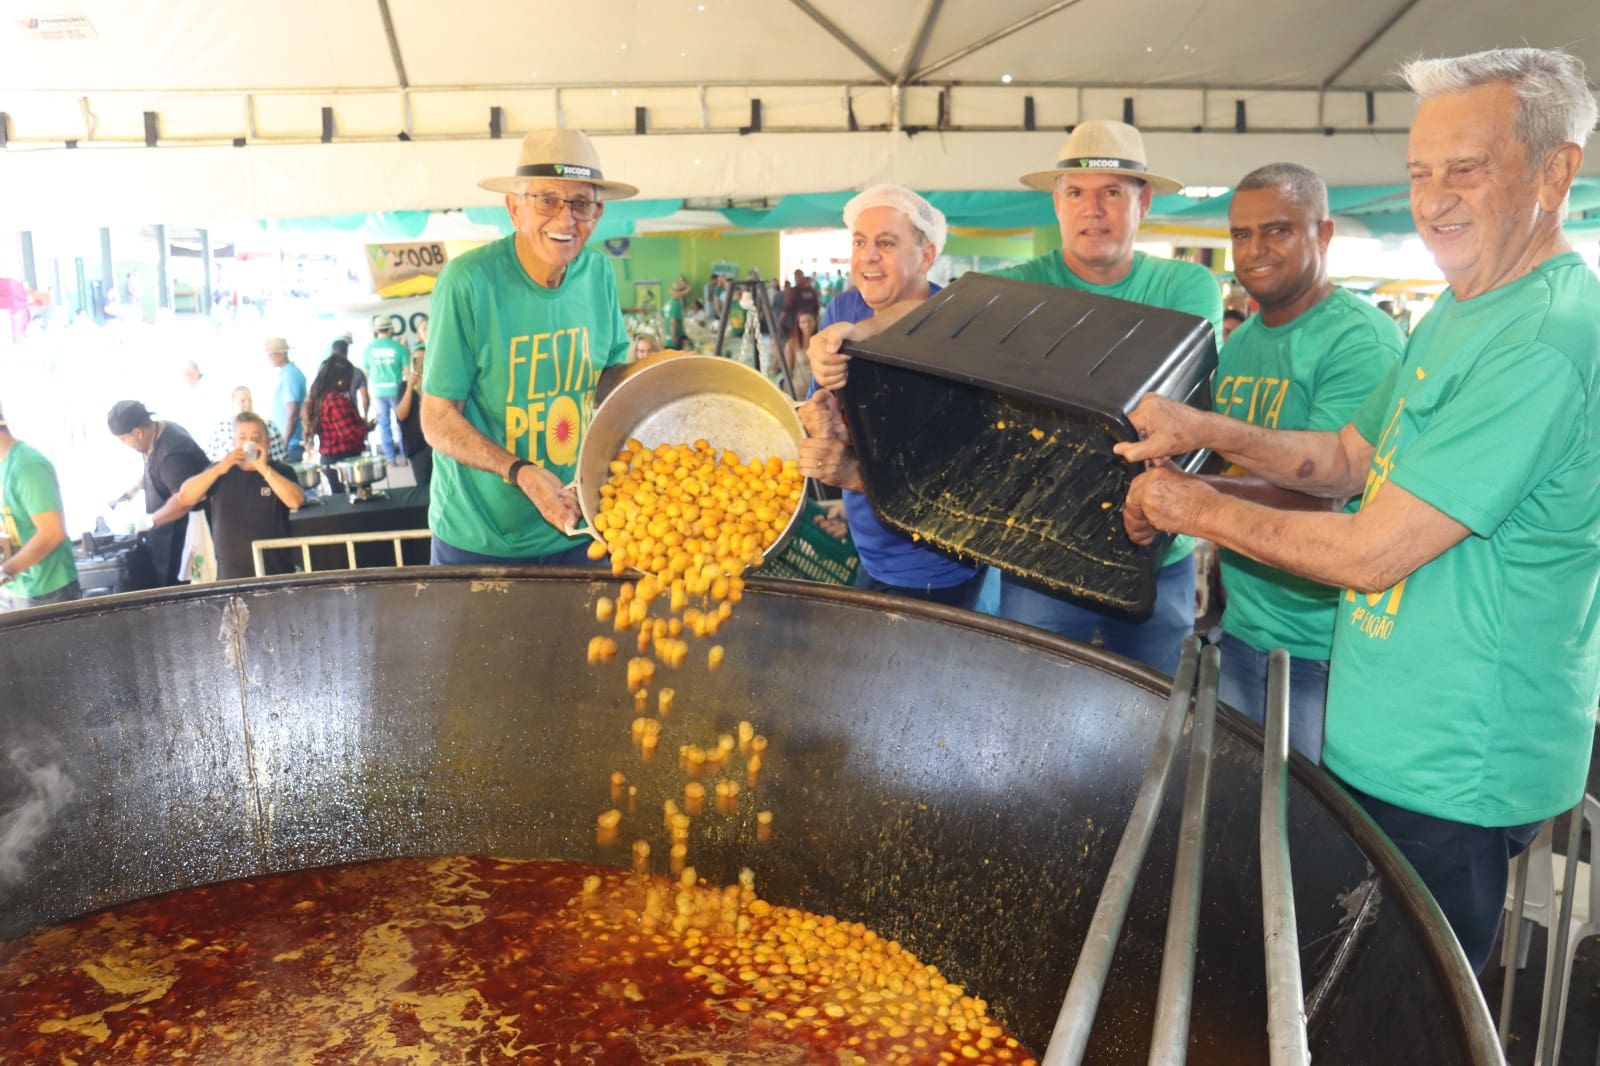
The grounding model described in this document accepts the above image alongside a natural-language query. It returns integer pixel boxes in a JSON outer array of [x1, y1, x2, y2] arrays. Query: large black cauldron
[[0, 571, 1500, 1063]]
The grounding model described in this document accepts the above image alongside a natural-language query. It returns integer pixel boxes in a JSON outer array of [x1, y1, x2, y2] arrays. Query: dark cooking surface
[[0, 572, 1502, 1063]]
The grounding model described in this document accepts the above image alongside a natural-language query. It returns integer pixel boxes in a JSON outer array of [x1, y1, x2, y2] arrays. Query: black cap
[[107, 400, 154, 435]]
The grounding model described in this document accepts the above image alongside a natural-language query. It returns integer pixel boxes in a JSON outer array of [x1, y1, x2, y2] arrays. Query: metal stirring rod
[[1261, 648, 1311, 1065], [1147, 643, 1222, 1065], [1040, 635, 1203, 1066]]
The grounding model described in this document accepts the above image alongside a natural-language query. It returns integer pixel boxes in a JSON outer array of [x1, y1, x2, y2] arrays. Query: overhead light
[[1001, 74, 1013, 84]]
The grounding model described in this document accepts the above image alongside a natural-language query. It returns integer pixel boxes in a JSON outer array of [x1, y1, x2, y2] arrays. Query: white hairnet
[[842, 184, 947, 255]]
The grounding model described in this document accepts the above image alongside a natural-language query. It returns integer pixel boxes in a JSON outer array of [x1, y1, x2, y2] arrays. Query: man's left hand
[[1124, 465, 1213, 545], [516, 463, 581, 532]]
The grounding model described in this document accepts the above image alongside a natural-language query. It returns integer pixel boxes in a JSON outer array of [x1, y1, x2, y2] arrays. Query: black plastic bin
[[837, 271, 1216, 620]]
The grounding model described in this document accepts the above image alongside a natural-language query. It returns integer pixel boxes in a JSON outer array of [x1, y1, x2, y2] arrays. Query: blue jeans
[[0, 579, 82, 611], [1214, 631, 1329, 763], [430, 536, 599, 567], [998, 555, 1195, 676], [855, 565, 989, 611], [372, 395, 399, 460], [1342, 783, 1542, 975]]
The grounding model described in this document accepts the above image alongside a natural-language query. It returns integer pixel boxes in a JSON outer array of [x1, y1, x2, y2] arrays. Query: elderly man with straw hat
[[663, 278, 691, 350], [421, 128, 655, 566], [809, 121, 1222, 672]]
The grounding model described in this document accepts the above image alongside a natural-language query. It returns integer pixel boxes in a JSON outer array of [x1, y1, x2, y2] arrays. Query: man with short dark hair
[[1209, 162, 1403, 762], [108, 400, 210, 586], [0, 403, 80, 609], [1119, 47, 1600, 971], [177, 412, 304, 580]]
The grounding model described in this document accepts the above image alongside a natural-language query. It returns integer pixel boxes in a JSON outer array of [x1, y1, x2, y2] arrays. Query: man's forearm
[[1, 526, 66, 579], [177, 463, 225, 508], [149, 492, 196, 527], [421, 396, 518, 478], [1194, 415, 1362, 498], [284, 403, 301, 442]]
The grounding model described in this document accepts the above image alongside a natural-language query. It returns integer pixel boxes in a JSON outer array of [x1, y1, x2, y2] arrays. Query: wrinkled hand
[[1124, 465, 1212, 545], [807, 323, 857, 390], [243, 448, 270, 474], [797, 389, 849, 442], [516, 462, 581, 532], [1112, 394, 1207, 466], [798, 437, 865, 493], [219, 449, 247, 472]]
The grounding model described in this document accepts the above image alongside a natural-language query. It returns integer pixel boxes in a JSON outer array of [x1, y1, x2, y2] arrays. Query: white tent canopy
[[2, 0, 1596, 227]]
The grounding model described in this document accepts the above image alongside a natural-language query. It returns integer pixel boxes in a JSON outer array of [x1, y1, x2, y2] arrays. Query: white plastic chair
[[1500, 794, 1600, 1063]]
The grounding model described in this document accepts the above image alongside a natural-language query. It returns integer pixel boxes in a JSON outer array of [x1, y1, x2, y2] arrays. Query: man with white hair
[[1117, 47, 1600, 972], [798, 184, 987, 607], [421, 128, 658, 566]]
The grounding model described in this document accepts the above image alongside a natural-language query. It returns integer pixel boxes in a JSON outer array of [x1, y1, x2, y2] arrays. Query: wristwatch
[[505, 458, 531, 485]]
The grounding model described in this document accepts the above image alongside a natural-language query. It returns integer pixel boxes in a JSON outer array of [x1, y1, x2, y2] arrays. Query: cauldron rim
[[0, 566, 1501, 1063]]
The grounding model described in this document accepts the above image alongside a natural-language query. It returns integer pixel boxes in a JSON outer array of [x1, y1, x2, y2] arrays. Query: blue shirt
[[274, 363, 307, 449], [821, 285, 979, 590]]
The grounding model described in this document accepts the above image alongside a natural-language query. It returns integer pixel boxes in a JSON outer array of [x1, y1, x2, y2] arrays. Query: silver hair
[[1400, 48, 1597, 165], [1234, 163, 1330, 220]]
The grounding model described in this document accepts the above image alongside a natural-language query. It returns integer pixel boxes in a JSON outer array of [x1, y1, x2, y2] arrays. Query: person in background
[[364, 317, 409, 464], [0, 402, 81, 609], [175, 411, 303, 580], [809, 122, 1222, 675], [799, 185, 987, 609], [265, 337, 307, 462], [107, 400, 209, 586], [1222, 308, 1248, 341], [1117, 47, 1598, 972], [339, 331, 371, 418], [664, 279, 690, 350], [209, 386, 287, 464], [782, 310, 817, 395], [303, 348, 370, 493], [632, 334, 663, 362], [1208, 162, 1404, 762], [393, 347, 433, 492]]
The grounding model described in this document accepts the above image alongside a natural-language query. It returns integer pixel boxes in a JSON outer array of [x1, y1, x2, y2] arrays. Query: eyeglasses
[[520, 192, 602, 222]]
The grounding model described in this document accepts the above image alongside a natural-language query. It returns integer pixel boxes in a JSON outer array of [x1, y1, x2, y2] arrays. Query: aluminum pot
[[574, 355, 807, 559], [0, 572, 1502, 1064], [334, 454, 386, 489], [292, 464, 323, 491]]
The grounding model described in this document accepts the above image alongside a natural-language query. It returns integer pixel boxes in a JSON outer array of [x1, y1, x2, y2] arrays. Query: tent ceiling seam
[[910, 0, 1092, 83], [785, 0, 895, 84]]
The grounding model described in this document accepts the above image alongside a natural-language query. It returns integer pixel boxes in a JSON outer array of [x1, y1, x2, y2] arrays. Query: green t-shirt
[[364, 336, 409, 398], [423, 238, 630, 559], [0, 441, 79, 599], [1325, 253, 1600, 827], [992, 251, 1225, 567], [662, 296, 685, 345], [1215, 289, 1402, 659]]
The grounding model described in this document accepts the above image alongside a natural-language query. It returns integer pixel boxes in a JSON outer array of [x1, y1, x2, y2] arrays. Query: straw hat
[[669, 278, 692, 298], [1019, 120, 1183, 197], [264, 336, 291, 352], [479, 128, 639, 200]]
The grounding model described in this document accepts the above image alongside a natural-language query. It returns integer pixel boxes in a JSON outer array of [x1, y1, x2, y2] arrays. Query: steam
[[0, 747, 76, 886]]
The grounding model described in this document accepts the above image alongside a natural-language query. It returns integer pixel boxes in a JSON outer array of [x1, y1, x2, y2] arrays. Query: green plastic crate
[[759, 500, 859, 585]]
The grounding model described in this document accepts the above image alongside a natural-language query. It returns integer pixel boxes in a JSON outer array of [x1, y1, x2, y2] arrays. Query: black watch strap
[[505, 458, 531, 485]]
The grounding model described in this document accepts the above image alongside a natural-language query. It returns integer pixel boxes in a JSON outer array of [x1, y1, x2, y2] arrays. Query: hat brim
[[479, 175, 640, 200], [1020, 167, 1183, 197]]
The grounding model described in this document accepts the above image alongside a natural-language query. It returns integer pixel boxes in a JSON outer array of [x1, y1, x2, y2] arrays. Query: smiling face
[[506, 179, 603, 285], [1228, 185, 1333, 319], [850, 206, 935, 312], [1052, 173, 1152, 283], [1407, 82, 1549, 301]]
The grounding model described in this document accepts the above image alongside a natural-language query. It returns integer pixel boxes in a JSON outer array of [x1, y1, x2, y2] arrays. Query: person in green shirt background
[[363, 317, 410, 464], [1118, 47, 1599, 974], [0, 402, 81, 610], [664, 278, 690, 350], [421, 128, 666, 566], [1208, 162, 1403, 762]]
